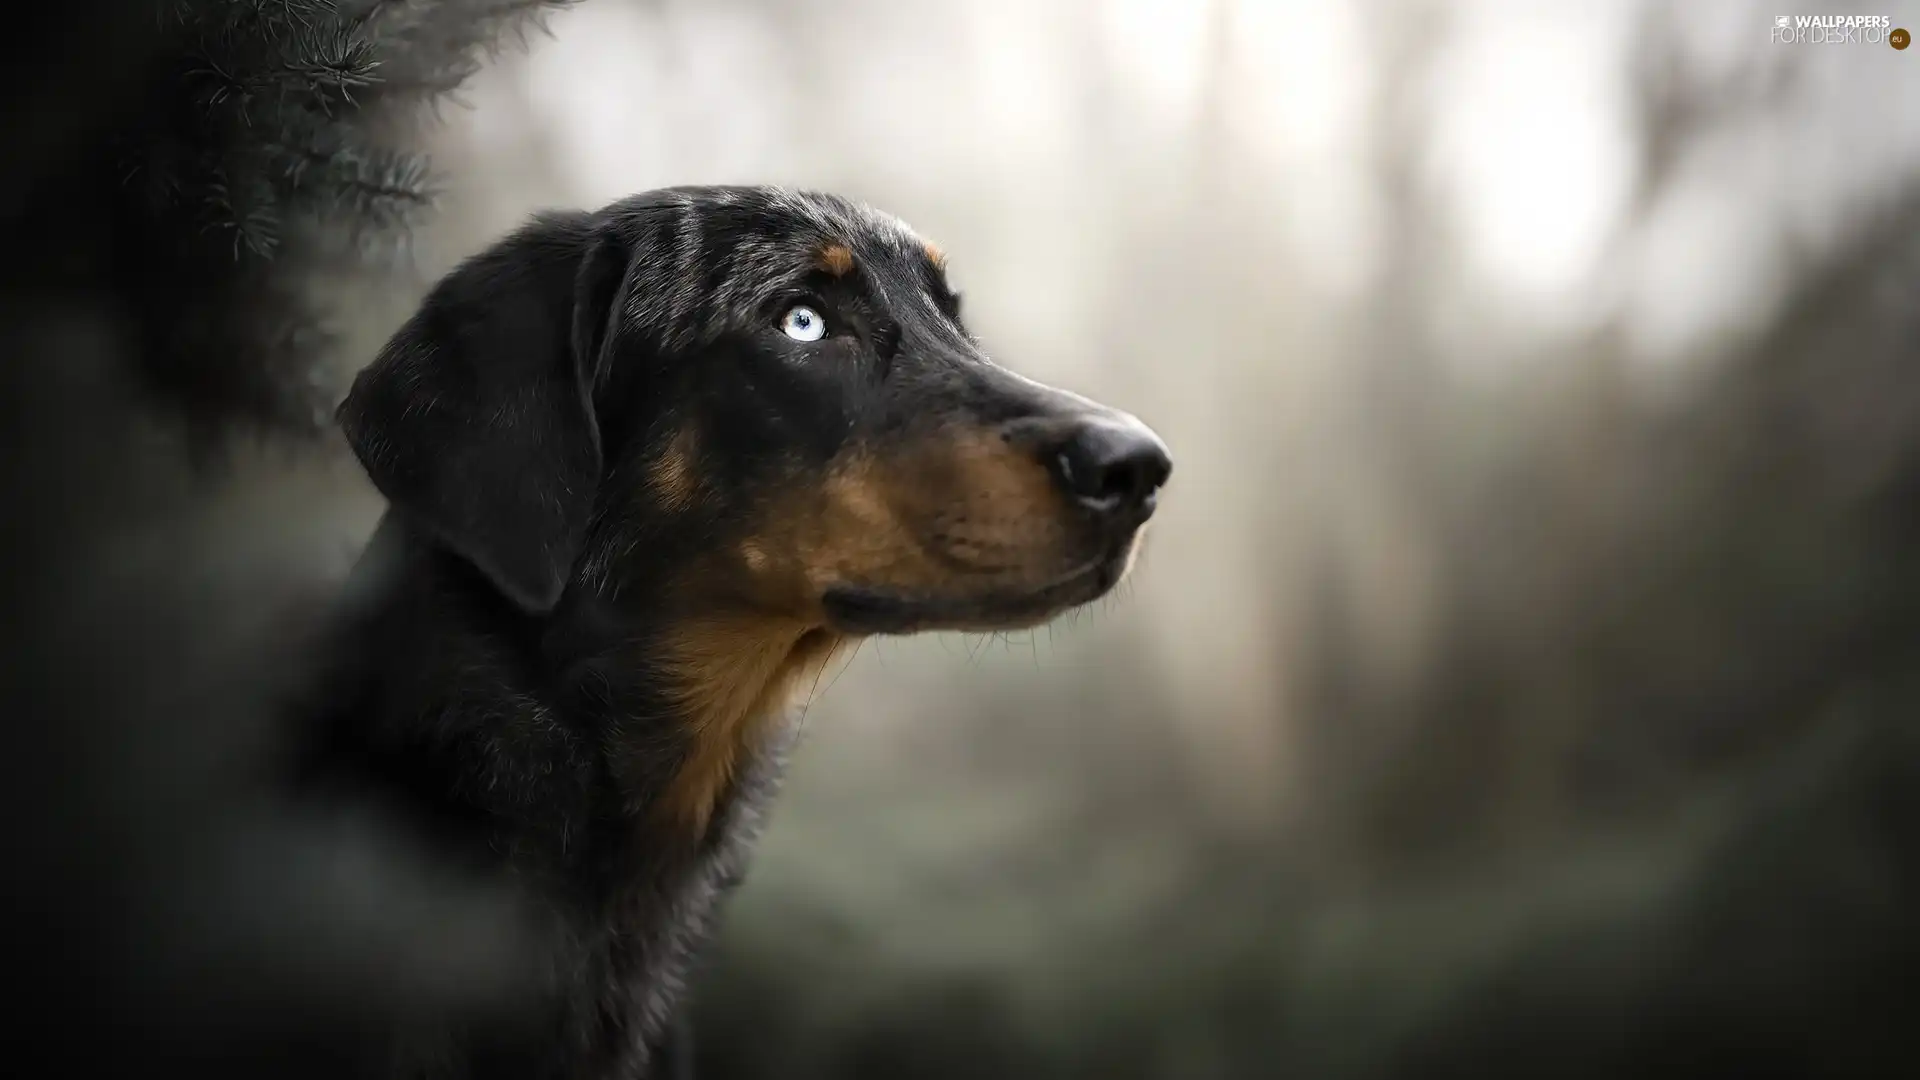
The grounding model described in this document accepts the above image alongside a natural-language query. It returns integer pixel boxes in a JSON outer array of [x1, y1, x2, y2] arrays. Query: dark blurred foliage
[[1, 1, 574, 1075], [112, 0, 580, 437]]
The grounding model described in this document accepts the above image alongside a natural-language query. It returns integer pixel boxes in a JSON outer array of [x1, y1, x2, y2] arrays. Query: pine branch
[[101, 0, 581, 437], [203, 165, 283, 260], [261, 129, 439, 230], [352, 0, 578, 100]]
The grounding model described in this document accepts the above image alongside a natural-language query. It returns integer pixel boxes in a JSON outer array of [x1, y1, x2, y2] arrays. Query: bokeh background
[[5, 0, 1918, 1077]]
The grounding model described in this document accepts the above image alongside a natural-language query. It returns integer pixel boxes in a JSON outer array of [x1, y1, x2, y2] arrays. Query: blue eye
[[780, 305, 827, 342]]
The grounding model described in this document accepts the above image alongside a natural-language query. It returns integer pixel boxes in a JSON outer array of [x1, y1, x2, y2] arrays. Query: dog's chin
[[821, 550, 1132, 636]]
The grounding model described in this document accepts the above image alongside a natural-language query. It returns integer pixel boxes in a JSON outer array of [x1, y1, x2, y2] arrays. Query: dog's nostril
[[1051, 417, 1173, 517], [1058, 450, 1159, 507]]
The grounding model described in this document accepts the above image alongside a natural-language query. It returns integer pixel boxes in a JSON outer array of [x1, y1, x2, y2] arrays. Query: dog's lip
[[821, 551, 1127, 635]]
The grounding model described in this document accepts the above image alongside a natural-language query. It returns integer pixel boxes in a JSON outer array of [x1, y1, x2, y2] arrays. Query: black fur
[[315, 186, 1171, 1079]]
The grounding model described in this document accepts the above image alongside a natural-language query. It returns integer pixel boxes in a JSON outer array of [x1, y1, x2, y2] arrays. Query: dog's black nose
[[1050, 415, 1172, 519]]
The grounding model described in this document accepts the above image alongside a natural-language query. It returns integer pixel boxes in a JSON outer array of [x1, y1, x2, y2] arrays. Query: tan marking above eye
[[923, 239, 946, 269], [817, 243, 855, 277]]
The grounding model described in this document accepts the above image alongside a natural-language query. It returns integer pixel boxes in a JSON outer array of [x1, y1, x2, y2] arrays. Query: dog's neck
[[344, 515, 842, 847], [618, 611, 837, 826], [583, 610, 842, 834]]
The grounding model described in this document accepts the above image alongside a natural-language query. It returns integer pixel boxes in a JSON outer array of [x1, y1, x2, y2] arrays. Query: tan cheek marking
[[817, 242, 855, 277], [943, 431, 1062, 532], [649, 425, 701, 510], [791, 438, 1066, 589], [651, 620, 842, 834], [739, 435, 1077, 607], [825, 457, 896, 528], [794, 455, 942, 589], [955, 431, 1049, 494], [923, 239, 946, 269]]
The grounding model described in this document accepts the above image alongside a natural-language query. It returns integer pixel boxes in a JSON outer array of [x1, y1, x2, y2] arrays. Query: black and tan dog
[[318, 185, 1170, 1078]]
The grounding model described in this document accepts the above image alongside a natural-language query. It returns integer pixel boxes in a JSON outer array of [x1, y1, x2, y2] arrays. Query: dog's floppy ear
[[338, 211, 634, 614]]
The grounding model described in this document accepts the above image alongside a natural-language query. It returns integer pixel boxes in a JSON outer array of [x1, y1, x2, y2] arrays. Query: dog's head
[[340, 186, 1170, 638]]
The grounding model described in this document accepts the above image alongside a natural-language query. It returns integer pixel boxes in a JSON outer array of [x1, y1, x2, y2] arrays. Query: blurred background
[[5, 0, 1919, 1077]]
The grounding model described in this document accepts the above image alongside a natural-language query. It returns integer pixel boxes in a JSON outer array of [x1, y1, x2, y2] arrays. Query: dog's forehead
[[729, 187, 922, 265], [618, 185, 940, 339]]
